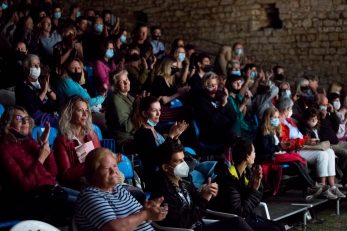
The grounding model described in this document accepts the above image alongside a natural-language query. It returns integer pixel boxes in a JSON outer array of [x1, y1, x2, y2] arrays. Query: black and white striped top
[[75, 184, 153, 231]]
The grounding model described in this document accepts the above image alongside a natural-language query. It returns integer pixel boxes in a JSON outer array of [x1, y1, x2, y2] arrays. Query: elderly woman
[[15, 54, 59, 127], [54, 96, 101, 189], [75, 147, 167, 231], [277, 97, 342, 199], [134, 96, 188, 190], [105, 70, 136, 153], [150, 140, 252, 231], [210, 139, 284, 231], [0, 106, 77, 221]]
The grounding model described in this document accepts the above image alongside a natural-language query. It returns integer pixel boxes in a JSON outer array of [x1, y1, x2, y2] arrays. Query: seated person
[[278, 97, 342, 199], [150, 140, 253, 231], [0, 106, 77, 222], [255, 107, 321, 199], [75, 147, 168, 231], [15, 54, 59, 127], [151, 57, 190, 122], [210, 139, 285, 231], [54, 96, 101, 189], [94, 39, 118, 94], [105, 70, 136, 153], [133, 96, 188, 190], [225, 73, 255, 140], [192, 72, 235, 146], [55, 58, 106, 107]]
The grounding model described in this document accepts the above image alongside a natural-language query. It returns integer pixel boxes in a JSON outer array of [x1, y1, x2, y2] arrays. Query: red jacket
[[280, 118, 306, 151], [53, 132, 100, 189], [0, 138, 57, 192]]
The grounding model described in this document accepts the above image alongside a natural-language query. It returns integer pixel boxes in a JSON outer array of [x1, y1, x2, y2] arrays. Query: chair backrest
[[118, 154, 134, 179], [0, 104, 4, 118], [101, 138, 116, 153], [31, 126, 58, 146], [92, 124, 103, 141], [10, 220, 59, 231]]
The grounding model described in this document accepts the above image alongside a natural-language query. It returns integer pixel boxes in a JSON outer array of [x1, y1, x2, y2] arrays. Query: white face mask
[[287, 109, 293, 118], [333, 101, 341, 111], [173, 161, 189, 178], [29, 67, 41, 80]]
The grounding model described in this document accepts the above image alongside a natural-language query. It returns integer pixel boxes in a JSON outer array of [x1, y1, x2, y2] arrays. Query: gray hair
[[112, 70, 129, 86], [277, 97, 293, 113], [23, 54, 40, 76]]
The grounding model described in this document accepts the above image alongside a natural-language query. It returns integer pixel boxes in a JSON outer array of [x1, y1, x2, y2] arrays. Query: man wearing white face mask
[[150, 141, 253, 231], [15, 54, 59, 127]]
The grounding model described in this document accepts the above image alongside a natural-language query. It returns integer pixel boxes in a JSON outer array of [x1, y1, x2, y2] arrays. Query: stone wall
[[82, 0, 347, 85]]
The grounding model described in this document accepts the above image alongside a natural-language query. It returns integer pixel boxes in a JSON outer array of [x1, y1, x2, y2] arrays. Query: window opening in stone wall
[[262, 4, 283, 30]]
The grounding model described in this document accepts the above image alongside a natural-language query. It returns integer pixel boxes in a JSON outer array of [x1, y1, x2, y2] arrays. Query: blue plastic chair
[[101, 139, 116, 153], [0, 104, 4, 118], [31, 126, 58, 147], [92, 124, 103, 140], [191, 119, 225, 159], [118, 154, 134, 179]]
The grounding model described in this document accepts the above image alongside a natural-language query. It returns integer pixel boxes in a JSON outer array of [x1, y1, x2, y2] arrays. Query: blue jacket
[[56, 78, 105, 106]]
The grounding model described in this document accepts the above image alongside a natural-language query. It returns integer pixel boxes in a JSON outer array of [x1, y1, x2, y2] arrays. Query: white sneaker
[[321, 187, 338, 200], [331, 185, 346, 198]]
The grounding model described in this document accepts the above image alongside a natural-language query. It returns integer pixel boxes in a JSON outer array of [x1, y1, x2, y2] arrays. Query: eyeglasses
[[14, 115, 30, 123]]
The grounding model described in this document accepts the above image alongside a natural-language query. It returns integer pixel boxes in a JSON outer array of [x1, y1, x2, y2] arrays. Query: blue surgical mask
[[94, 24, 103, 33], [120, 34, 127, 44], [231, 70, 241, 76], [1, 2, 8, 10], [281, 89, 291, 98], [76, 11, 81, 18], [270, 118, 280, 127], [178, 52, 185, 62], [53, 12, 62, 19], [319, 105, 327, 111], [250, 71, 257, 80], [147, 119, 157, 127], [234, 48, 243, 56], [105, 48, 114, 59]]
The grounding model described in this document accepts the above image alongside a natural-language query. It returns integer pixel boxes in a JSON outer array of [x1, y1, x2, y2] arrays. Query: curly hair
[[0, 105, 35, 142], [58, 95, 93, 140]]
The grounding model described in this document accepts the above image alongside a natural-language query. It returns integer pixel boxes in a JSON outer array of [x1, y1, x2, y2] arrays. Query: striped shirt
[[75, 184, 153, 231]]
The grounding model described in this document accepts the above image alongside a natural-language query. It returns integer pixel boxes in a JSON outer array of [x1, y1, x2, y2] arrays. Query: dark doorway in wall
[[263, 4, 283, 29]]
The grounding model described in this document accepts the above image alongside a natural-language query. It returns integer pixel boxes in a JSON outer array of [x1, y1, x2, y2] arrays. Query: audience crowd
[[0, 1, 346, 230]]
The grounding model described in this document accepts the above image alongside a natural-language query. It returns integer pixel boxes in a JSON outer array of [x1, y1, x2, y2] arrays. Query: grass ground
[[286, 200, 347, 231]]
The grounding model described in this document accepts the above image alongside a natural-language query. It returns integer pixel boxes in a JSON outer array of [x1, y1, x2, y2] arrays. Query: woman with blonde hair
[[255, 107, 321, 199], [54, 95, 101, 189], [150, 57, 190, 123]]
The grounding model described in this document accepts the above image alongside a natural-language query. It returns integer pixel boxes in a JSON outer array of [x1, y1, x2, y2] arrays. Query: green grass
[[289, 201, 347, 231]]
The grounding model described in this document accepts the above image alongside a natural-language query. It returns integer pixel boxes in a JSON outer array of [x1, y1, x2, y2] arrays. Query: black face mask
[[274, 74, 284, 81], [203, 65, 214, 73], [171, 67, 179, 76], [257, 84, 270, 94], [230, 87, 240, 94], [69, 71, 82, 82], [16, 51, 27, 60]]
